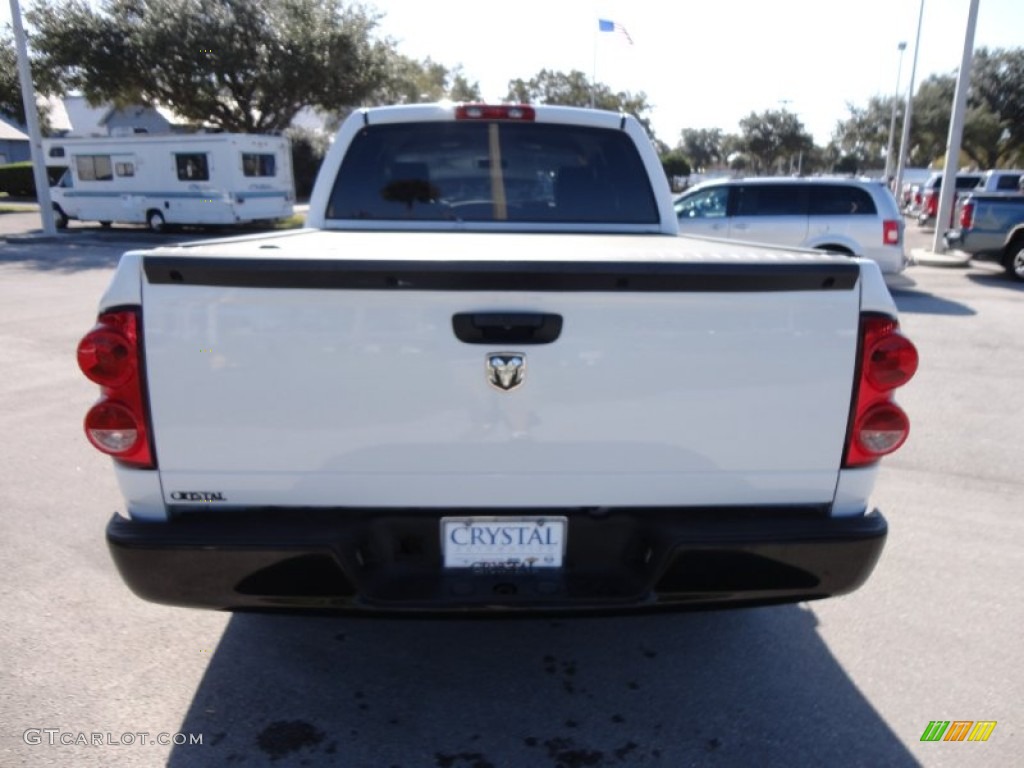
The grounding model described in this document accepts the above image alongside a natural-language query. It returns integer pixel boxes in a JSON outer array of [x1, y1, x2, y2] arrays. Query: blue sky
[[5, 0, 1023, 145]]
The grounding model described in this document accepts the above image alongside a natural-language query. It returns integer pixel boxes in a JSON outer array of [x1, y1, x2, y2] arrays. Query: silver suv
[[674, 177, 907, 274]]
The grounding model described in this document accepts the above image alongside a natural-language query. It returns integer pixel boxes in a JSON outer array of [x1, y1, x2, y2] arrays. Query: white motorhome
[[44, 134, 294, 231]]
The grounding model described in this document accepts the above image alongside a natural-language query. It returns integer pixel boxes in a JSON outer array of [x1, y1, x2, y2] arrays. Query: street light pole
[[8, 0, 57, 235], [894, 0, 926, 205], [884, 42, 908, 185], [932, 0, 981, 254]]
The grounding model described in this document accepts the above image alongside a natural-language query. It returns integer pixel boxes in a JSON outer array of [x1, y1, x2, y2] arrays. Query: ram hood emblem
[[486, 353, 526, 392]]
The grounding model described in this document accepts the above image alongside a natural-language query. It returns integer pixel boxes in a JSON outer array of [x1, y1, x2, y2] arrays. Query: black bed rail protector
[[143, 256, 860, 293]]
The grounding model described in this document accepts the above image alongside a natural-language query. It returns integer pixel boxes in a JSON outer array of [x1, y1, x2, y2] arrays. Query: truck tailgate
[[138, 232, 862, 510]]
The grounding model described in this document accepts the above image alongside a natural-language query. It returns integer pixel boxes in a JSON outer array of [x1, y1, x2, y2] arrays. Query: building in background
[[0, 117, 30, 164]]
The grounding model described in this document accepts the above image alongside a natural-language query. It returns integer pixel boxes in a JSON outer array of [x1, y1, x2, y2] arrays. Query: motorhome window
[[76, 155, 114, 182], [176, 153, 209, 181], [242, 153, 276, 177], [115, 161, 135, 177], [49, 147, 65, 158]]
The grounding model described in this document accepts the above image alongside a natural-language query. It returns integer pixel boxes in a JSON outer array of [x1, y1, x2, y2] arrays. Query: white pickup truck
[[78, 103, 918, 614]]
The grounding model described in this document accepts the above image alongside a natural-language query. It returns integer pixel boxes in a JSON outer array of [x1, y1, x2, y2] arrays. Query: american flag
[[598, 18, 633, 45]]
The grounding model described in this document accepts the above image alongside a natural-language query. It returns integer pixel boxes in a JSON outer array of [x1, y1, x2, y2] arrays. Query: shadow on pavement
[[1, 216, 306, 273], [169, 607, 917, 767], [0, 229, 214, 273], [965, 271, 1024, 292], [888, 287, 976, 317], [0, 239, 127, 272]]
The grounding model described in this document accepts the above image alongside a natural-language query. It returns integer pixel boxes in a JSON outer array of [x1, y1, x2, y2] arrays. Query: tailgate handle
[[452, 312, 563, 344]]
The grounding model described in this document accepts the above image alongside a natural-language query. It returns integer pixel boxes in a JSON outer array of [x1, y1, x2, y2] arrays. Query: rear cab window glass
[[734, 185, 806, 216], [326, 121, 659, 224], [996, 174, 1021, 191], [809, 185, 877, 215]]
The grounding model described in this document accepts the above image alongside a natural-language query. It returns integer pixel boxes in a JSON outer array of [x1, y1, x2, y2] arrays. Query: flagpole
[[591, 21, 597, 108]]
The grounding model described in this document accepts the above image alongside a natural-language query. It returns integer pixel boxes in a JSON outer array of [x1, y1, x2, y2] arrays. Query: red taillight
[[843, 315, 918, 468], [960, 200, 974, 229], [865, 332, 918, 390], [914, 191, 922, 205], [455, 104, 535, 121], [77, 309, 154, 468], [924, 192, 938, 216], [883, 219, 900, 246], [77, 327, 135, 387]]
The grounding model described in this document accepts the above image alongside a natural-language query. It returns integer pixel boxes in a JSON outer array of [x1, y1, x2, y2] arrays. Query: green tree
[[1, 35, 26, 125], [678, 128, 723, 172], [831, 95, 899, 172], [659, 149, 691, 189], [799, 144, 833, 176], [376, 54, 482, 104], [1, 33, 53, 133], [285, 125, 330, 199], [833, 154, 860, 175], [447, 67, 483, 102], [376, 54, 448, 104], [505, 69, 655, 137], [961, 105, 1006, 169], [28, 0, 395, 133], [835, 48, 1024, 170], [720, 133, 747, 171], [969, 47, 1024, 163], [737, 109, 813, 175], [831, 75, 950, 169], [905, 74, 955, 167]]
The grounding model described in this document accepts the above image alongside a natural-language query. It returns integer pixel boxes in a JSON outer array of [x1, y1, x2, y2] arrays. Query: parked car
[[674, 177, 906, 274], [945, 192, 1024, 280], [916, 171, 984, 227], [898, 168, 933, 216], [901, 182, 921, 214]]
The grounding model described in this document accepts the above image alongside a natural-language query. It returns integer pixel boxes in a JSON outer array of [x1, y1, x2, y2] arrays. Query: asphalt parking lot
[[0, 214, 1020, 767]]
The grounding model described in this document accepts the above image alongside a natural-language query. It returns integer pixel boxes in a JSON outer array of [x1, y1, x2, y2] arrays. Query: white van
[[44, 134, 294, 231], [674, 177, 907, 274]]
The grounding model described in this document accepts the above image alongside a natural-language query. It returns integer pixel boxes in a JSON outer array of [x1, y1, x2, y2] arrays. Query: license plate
[[441, 516, 567, 569]]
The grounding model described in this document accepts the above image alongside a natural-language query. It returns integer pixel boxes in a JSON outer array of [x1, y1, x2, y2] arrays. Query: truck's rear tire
[[53, 205, 68, 229], [1003, 236, 1024, 281], [147, 210, 166, 233]]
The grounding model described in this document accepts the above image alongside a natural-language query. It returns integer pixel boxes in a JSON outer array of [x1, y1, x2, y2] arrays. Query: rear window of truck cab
[[326, 121, 659, 224]]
